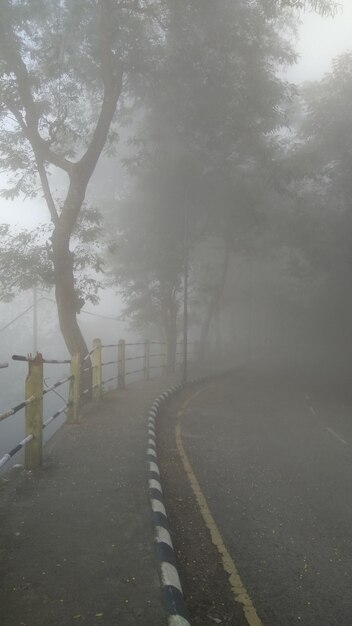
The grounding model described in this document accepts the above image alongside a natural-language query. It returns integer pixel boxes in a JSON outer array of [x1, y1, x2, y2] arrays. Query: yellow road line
[[175, 388, 262, 626], [177, 387, 207, 418]]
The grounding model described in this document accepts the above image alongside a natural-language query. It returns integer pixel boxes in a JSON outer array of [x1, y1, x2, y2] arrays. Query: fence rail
[[12, 354, 71, 364], [0, 395, 36, 423], [0, 337, 198, 472]]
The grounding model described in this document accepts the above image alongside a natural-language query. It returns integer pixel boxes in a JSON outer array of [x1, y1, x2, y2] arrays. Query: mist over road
[[163, 365, 352, 625]]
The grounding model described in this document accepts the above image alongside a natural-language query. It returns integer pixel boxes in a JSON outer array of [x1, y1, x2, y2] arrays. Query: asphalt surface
[[166, 366, 352, 625]]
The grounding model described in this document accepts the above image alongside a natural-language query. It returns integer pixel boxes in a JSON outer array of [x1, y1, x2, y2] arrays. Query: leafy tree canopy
[[0, 0, 166, 355], [107, 0, 300, 356], [0, 207, 104, 303]]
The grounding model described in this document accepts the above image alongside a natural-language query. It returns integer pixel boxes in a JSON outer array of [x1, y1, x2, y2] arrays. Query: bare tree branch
[[7, 105, 59, 225], [0, 19, 74, 177], [77, 0, 124, 182]]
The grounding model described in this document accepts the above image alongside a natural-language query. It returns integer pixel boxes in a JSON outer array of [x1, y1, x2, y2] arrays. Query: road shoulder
[[158, 389, 249, 626]]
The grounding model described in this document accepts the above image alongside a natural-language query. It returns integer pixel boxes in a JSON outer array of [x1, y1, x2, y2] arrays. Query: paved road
[[173, 367, 352, 625]]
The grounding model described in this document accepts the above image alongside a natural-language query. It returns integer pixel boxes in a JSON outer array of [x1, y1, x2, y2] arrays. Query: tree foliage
[[0, 207, 104, 303], [265, 48, 352, 359], [0, 0, 342, 359], [0, 0, 165, 355], [107, 0, 299, 357]]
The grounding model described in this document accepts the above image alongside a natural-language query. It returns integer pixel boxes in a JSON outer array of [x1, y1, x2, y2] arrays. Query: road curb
[[147, 368, 238, 625], [147, 376, 205, 626]]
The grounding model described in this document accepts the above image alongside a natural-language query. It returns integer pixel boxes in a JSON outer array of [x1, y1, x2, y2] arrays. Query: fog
[[3, 2, 352, 625], [1, 0, 351, 461], [286, 0, 352, 82]]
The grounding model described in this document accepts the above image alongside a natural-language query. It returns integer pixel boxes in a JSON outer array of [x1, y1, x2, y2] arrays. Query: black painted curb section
[[147, 362, 248, 625], [147, 376, 204, 626]]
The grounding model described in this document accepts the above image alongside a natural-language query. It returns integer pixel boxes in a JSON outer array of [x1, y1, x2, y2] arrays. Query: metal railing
[[0, 352, 73, 471], [0, 337, 198, 473]]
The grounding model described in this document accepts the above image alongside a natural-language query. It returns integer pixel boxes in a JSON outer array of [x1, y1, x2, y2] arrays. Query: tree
[[256, 50, 352, 371], [107, 154, 190, 370], [277, 0, 338, 13], [0, 207, 104, 304], [108, 0, 300, 359], [0, 0, 164, 356], [0, 0, 337, 358], [298, 53, 352, 350]]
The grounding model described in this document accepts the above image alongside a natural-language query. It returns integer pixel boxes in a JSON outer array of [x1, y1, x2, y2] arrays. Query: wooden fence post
[[92, 338, 102, 400], [118, 339, 125, 389], [25, 353, 43, 470], [144, 339, 150, 380], [67, 352, 81, 424]]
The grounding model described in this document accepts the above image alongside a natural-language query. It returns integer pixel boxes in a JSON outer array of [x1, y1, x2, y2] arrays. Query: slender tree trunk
[[51, 178, 89, 358], [166, 302, 178, 373], [199, 242, 231, 362], [51, 235, 88, 358], [161, 287, 178, 373], [51, 181, 94, 398]]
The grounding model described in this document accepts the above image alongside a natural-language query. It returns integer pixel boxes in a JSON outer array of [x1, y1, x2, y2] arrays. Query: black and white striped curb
[[147, 376, 206, 626], [147, 368, 237, 624]]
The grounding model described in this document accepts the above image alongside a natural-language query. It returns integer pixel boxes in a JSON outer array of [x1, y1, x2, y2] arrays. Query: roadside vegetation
[[0, 0, 347, 377]]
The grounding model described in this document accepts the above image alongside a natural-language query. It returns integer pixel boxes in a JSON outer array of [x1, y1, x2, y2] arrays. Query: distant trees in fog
[[277, 52, 352, 355], [107, 0, 298, 359], [0, 0, 342, 360]]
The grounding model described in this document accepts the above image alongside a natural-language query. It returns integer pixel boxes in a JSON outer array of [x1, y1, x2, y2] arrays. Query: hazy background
[[0, 1, 351, 469], [2, 1, 352, 232]]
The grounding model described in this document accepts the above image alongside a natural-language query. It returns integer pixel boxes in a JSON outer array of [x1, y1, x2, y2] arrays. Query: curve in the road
[[176, 387, 262, 626]]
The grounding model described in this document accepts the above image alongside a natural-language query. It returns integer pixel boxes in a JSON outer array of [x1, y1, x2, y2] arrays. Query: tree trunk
[[165, 302, 178, 373], [199, 242, 231, 362], [51, 183, 93, 398], [51, 179, 89, 358], [161, 287, 178, 373], [51, 235, 88, 358]]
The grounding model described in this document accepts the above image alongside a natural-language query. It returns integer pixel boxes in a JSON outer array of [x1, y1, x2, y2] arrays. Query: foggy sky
[[286, 0, 352, 82], [1, 2, 351, 227]]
